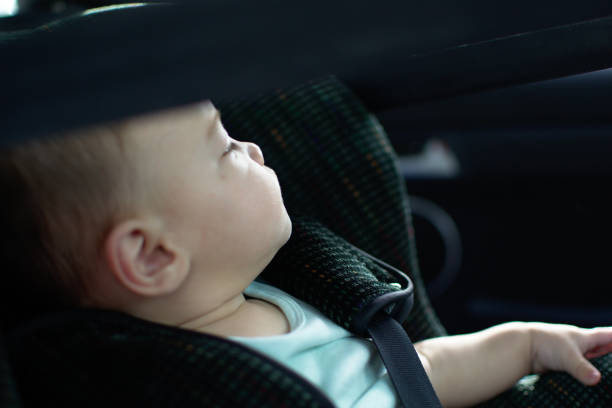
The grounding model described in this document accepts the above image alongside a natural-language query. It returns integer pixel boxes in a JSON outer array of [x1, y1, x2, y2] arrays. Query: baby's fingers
[[565, 349, 601, 386], [585, 342, 612, 359], [581, 327, 612, 359]]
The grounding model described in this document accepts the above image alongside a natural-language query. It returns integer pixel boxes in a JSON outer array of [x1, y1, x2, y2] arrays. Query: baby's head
[[0, 101, 291, 328]]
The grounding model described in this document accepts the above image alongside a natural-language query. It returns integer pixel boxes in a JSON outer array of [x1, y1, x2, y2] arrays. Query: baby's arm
[[414, 322, 612, 408]]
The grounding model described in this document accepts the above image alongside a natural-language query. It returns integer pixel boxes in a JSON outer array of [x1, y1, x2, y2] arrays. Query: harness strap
[[368, 314, 442, 408], [347, 242, 442, 408]]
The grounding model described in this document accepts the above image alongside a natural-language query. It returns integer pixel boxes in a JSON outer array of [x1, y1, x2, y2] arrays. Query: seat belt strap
[[367, 314, 442, 408]]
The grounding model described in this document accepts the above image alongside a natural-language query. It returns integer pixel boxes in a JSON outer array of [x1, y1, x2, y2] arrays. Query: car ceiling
[[3, 0, 612, 145]]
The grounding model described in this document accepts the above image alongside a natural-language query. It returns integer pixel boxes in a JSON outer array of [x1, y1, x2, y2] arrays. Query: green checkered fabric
[[264, 215, 406, 332], [479, 354, 612, 407], [7, 310, 335, 407]]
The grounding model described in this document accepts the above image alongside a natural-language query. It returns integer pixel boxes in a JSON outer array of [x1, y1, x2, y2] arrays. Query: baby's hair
[[0, 125, 135, 329]]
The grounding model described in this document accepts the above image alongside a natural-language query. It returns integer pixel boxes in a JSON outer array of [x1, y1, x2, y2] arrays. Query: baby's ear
[[103, 219, 190, 297]]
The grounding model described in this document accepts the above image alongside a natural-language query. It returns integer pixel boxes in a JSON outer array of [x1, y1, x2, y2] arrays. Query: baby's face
[[120, 101, 292, 286]]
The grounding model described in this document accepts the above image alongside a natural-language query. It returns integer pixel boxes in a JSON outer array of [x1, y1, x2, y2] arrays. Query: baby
[[3, 101, 612, 407]]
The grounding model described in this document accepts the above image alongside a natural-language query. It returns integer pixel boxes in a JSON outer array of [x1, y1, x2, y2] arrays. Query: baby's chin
[[280, 211, 292, 246], [258, 217, 291, 274]]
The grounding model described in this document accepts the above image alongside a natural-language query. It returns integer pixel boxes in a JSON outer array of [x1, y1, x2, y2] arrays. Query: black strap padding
[[346, 243, 414, 336]]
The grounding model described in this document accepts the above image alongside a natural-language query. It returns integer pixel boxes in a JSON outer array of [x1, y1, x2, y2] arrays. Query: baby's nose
[[246, 142, 265, 166]]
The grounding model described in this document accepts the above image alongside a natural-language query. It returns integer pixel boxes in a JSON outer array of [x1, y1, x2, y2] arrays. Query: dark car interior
[[3, 0, 612, 338], [3, 0, 612, 406], [382, 67, 612, 335]]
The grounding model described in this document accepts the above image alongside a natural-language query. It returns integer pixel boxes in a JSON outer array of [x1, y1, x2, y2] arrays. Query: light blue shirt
[[230, 281, 398, 408]]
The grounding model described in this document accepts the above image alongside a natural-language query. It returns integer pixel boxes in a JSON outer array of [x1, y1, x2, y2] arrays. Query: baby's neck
[[179, 294, 290, 337]]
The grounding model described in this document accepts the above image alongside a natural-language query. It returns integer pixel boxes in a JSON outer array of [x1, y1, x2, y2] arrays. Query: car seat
[[2, 75, 612, 408]]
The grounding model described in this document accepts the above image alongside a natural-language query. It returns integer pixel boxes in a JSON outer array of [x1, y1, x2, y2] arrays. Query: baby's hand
[[529, 323, 612, 386]]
